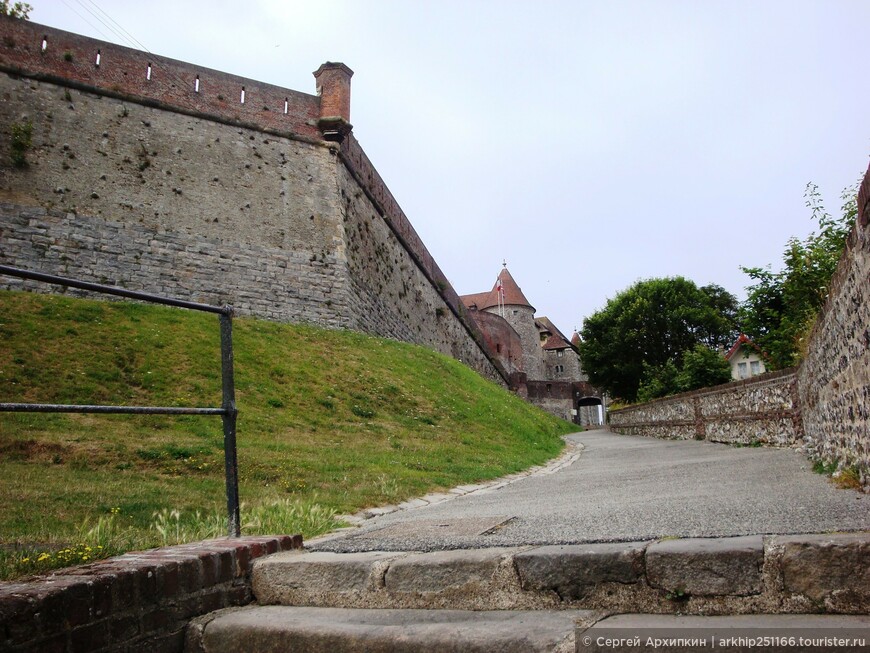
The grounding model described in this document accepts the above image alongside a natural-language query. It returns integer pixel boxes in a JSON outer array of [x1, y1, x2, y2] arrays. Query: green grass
[[812, 458, 863, 490], [0, 290, 575, 579]]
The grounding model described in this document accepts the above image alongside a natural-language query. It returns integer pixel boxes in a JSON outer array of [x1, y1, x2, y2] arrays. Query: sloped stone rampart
[[609, 369, 799, 445]]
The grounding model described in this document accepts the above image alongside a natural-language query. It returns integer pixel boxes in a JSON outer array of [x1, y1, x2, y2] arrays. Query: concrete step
[[250, 533, 870, 614], [185, 608, 870, 653], [186, 605, 590, 653]]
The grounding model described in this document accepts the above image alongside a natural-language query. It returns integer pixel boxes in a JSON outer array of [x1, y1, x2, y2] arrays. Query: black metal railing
[[0, 264, 241, 537]]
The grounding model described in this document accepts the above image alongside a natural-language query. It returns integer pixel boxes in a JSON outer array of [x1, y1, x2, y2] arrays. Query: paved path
[[312, 430, 870, 552]]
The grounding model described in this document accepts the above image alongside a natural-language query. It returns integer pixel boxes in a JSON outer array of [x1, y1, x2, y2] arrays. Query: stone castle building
[[0, 16, 603, 425], [462, 266, 603, 425]]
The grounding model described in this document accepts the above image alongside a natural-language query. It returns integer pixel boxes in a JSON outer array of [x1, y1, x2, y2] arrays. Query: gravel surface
[[311, 431, 870, 552]]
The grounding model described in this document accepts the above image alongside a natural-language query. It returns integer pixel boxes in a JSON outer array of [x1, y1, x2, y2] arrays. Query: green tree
[[699, 284, 739, 349], [637, 359, 679, 403], [578, 277, 738, 402], [636, 344, 732, 402], [676, 343, 732, 391], [1, 2, 32, 19], [738, 182, 857, 369]]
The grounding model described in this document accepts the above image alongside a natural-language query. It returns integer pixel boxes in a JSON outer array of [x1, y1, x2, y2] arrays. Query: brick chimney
[[313, 62, 353, 142]]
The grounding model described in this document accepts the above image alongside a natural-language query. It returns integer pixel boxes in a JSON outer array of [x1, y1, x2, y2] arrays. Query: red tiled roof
[[470, 267, 534, 311], [460, 291, 492, 311], [724, 334, 752, 360], [535, 316, 556, 335], [536, 316, 572, 343], [542, 333, 572, 350]]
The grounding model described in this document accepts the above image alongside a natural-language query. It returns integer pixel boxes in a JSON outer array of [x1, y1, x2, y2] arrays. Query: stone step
[[250, 533, 870, 614], [186, 606, 590, 653], [185, 608, 870, 653]]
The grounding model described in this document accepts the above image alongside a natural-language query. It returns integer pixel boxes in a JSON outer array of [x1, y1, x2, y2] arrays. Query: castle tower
[[479, 267, 546, 380], [312, 62, 353, 142]]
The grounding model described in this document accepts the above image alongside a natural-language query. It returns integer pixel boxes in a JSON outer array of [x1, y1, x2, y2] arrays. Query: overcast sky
[[32, 1, 870, 335]]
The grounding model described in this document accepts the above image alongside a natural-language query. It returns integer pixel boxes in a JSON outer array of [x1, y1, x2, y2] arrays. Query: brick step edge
[[0, 534, 302, 653]]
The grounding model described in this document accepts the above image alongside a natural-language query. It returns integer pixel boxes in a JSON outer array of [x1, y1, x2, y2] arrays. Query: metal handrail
[[0, 265, 241, 537]]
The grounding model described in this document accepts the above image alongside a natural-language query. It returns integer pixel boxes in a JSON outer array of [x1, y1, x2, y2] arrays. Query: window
[[737, 362, 748, 379], [750, 360, 761, 376], [496, 343, 502, 354], [557, 350, 563, 357]]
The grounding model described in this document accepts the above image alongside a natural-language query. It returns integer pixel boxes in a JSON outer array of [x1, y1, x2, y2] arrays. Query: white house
[[725, 334, 767, 381]]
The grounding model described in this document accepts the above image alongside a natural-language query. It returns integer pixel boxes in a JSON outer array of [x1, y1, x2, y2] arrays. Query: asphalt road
[[311, 430, 870, 552]]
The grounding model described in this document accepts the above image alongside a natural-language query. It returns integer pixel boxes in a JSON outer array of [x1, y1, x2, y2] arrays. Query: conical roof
[[479, 267, 534, 311]]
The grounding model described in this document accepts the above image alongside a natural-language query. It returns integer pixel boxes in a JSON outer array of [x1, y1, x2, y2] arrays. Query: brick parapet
[[0, 16, 322, 142], [0, 535, 302, 653]]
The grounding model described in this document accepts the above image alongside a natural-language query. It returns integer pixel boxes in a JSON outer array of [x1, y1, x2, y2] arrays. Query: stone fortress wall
[[0, 16, 507, 385], [612, 162, 870, 487]]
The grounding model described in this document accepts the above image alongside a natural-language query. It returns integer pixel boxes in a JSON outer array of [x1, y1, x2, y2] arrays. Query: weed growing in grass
[[812, 459, 839, 476], [3, 544, 107, 578], [351, 404, 375, 418], [0, 499, 341, 579]]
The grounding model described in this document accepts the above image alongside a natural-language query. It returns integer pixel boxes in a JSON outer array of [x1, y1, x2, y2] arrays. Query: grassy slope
[[0, 290, 575, 577]]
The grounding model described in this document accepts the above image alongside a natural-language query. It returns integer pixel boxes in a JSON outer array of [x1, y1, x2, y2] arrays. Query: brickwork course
[[0, 535, 301, 653]]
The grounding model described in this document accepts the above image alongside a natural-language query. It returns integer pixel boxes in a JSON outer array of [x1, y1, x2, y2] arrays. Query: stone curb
[[318, 435, 585, 534], [253, 532, 870, 615]]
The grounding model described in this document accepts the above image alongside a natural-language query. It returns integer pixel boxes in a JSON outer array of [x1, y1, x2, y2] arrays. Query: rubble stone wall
[[610, 370, 800, 446]]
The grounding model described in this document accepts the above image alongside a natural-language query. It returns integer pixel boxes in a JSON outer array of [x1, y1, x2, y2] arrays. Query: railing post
[[219, 308, 241, 538], [0, 265, 244, 537]]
